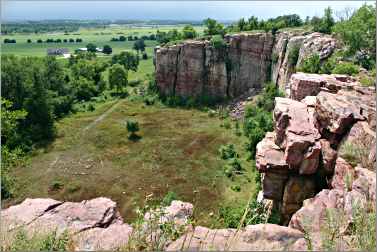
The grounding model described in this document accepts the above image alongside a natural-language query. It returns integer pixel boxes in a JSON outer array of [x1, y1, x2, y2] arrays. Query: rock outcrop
[[166, 224, 307, 251], [272, 32, 337, 93], [1, 198, 193, 251], [256, 72, 376, 225], [155, 31, 337, 101], [155, 33, 274, 100]]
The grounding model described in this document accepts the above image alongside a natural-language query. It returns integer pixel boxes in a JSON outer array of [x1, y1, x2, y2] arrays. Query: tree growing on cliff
[[333, 4, 376, 64], [203, 18, 225, 36], [182, 25, 197, 39], [312, 7, 334, 34]]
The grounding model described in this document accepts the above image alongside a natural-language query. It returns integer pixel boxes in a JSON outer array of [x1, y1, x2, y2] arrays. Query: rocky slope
[[155, 31, 337, 100], [255, 72, 376, 226]]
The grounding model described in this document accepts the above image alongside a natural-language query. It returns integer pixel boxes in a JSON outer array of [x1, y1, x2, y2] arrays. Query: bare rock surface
[[274, 97, 320, 173], [155, 33, 273, 99], [255, 132, 288, 173], [166, 224, 306, 251]]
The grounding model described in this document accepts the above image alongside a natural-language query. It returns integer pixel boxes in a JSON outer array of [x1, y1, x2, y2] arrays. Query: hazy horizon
[[2, 1, 371, 22]]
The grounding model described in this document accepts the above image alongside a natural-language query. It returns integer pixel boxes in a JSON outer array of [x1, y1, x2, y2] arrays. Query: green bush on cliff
[[243, 82, 280, 159], [287, 45, 300, 67], [299, 53, 321, 73], [211, 35, 227, 50], [332, 62, 359, 75]]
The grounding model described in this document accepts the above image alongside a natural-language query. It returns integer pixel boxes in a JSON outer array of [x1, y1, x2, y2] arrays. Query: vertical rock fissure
[[201, 44, 209, 98], [225, 46, 232, 98], [172, 46, 181, 96]]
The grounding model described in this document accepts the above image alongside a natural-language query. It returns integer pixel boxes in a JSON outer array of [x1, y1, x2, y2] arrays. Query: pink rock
[[289, 73, 326, 101], [315, 90, 374, 136], [255, 132, 289, 173], [352, 166, 376, 202], [29, 197, 120, 234], [274, 97, 320, 173], [155, 33, 274, 99], [319, 139, 337, 174], [330, 158, 355, 191], [1, 198, 62, 231], [289, 189, 344, 234], [166, 224, 305, 251], [338, 121, 376, 170], [74, 223, 133, 251]]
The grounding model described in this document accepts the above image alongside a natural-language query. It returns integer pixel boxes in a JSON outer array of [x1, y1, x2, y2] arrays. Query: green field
[[3, 98, 257, 227], [1, 25, 204, 56]]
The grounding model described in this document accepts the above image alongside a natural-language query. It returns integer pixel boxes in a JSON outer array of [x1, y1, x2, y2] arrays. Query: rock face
[[273, 33, 337, 93], [155, 31, 337, 100], [256, 72, 376, 225], [166, 224, 307, 251], [1, 198, 195, 251], [155, 33, 274, 100]]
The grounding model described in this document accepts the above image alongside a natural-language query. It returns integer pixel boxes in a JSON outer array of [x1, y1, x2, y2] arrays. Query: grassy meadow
[[3, 97, 257, 227]]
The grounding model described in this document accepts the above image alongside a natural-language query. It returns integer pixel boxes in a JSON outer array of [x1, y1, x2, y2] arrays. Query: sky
[[1, 1, 371, 21]]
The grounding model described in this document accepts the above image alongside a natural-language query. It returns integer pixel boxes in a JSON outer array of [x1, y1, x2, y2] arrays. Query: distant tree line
[[110, 34, 156, 42], [2, 20, 110, 34]]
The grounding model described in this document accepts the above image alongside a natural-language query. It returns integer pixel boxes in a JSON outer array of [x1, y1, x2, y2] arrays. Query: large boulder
[[1, 198, 62, 231], [274, 97, 320, 174], [255, 132, 288, 173], [166, 224, 307, 251], [27, 197, 121, 234]]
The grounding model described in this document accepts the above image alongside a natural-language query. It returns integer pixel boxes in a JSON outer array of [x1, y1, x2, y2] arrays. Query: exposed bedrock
[[155, 33, 274, 100], [256, 72, 376, 225], [155, 31, 337, 100]]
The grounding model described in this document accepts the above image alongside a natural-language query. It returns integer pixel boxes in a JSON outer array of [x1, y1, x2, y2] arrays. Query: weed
[[218, 144, 238, 160]]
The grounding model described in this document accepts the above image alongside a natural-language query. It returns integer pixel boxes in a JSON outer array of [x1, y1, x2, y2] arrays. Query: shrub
[[162, 191, 178, 206], [128, 79, 141, 87], [299, 53, 321, 73], [360, 76, 375, 87], [126, 120, 140, 138], [223, 158, 243, 178], [288, 45, 300, 66], [142, 52, 148, 60], [332, 62, 359, 75], [320, 55, 337, 74], [230, 185, 241, 192], [49, 180, 64, 191], [211, 35, 227, 50], [2, 229, 70, 251], [143, 95, 157, 106], [219, 144, 238, 160]]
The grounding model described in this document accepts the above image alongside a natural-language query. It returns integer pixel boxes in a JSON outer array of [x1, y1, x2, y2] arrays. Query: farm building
[[47, 48, 69, 56]]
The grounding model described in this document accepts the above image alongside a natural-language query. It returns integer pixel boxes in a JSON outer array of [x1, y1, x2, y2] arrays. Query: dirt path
[[83, 100, 122, 131]]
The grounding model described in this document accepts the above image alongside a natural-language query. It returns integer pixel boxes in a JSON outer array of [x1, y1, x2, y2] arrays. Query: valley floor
[[3, 98, 256, 227]]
